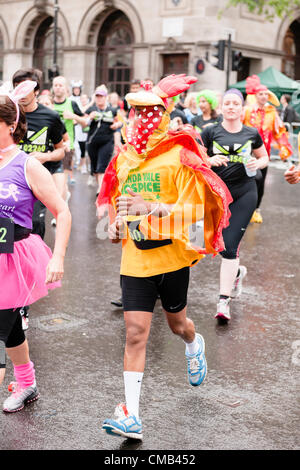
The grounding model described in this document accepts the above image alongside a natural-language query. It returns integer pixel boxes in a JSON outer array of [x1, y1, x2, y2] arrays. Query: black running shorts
[[0, 308, 25, 368], [121, 267, 190, 313], [44, 161, 64, 174]]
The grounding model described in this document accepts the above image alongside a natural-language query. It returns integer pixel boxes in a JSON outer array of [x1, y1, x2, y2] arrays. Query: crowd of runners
[[0, 68, 299, 439]]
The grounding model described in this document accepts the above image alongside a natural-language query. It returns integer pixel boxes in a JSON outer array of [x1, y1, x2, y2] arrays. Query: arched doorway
[[0, 30, 3, 82], [33, 16, 64, 89], [282, 19, 300, 80], [96, 11, 134, 97]]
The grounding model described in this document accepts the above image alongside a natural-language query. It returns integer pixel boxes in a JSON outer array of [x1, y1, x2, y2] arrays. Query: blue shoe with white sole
[[102, 403, 143, 440], [186, 333, 207, 386]]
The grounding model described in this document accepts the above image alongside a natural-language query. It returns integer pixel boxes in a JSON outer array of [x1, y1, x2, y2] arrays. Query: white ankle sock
[[123, 371, 143, 419], [185, 336, 200, 355]]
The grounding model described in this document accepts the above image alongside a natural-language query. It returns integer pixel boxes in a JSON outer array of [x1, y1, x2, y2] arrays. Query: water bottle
[[93, 112, 102, 122], [240, 147, 256, 177]]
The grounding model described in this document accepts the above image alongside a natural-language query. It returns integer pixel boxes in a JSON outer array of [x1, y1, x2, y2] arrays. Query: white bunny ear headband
[[0, 80, 37, 125], [71, 80, 82, 88]]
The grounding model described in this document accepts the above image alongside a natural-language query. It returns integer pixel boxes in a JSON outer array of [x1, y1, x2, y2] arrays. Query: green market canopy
[[230, 66, 300, 95], [230, 66, 300, 115]]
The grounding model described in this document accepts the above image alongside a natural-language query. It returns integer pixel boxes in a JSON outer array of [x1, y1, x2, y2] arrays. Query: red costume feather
[[153, 74, 197, 99]]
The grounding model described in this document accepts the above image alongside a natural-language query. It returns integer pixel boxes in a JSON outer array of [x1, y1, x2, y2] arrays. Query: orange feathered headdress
[[245, 75, 279, 107]]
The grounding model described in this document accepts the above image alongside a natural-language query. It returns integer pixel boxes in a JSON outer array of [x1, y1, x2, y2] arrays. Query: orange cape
[[96, 129, 233, 255]]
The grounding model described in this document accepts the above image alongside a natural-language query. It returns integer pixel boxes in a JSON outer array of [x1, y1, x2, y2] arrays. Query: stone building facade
[[0, 0, 299, 96]]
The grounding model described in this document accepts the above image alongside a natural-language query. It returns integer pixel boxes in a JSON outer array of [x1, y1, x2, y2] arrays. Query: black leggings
[[255, 167, 268, 209], [78, 141, 86, 159], [0, 308, 25, 368], [220, 178, 257, 260]]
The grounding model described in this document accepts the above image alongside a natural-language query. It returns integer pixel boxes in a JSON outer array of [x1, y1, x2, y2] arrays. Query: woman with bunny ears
[[0, 80, 71, 412]]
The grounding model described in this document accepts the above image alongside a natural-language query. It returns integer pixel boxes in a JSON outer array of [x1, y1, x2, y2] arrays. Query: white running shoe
[[87, 175, 95, 186], [215, 298, 231, 321], [231, 266, 247, 298], [3, 381, 39, 413], [196, 220, 204, 228], [20, 307, 29, 331], [21, 315, 29, 331]]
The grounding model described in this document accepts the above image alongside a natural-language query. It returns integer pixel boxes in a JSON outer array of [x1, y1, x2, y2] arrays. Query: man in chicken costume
[[97, 75, 232, 440], [243, 74, 292, 223]]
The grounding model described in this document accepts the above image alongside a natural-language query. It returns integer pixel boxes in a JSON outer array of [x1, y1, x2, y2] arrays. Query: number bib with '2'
[[0, 218, 14, 253]]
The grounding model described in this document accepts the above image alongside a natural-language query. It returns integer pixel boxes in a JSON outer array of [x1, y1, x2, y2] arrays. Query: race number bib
[[0, 218, 14, 253], [127, 220, 172, 250]]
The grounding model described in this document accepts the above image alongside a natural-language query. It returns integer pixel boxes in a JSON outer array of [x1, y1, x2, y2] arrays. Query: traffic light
[[48, 67, 59, 81], [232, 50, 243, 71], [211, 40, 225, 70]]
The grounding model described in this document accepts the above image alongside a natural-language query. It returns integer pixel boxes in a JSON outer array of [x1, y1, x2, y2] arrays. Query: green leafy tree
[[224, 0, 300, 20]]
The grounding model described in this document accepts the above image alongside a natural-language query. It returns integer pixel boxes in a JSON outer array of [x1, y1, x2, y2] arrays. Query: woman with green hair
[[191, 89, 222, 133]]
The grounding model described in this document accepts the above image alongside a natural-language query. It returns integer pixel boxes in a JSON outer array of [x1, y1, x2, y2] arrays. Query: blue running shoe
[[186, 333, 207, 386], [102, 403, 143, 440]]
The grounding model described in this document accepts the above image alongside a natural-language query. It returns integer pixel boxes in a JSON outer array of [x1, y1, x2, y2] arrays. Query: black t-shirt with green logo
[[20, 103, 64, 153], [86, 105, 117, 144], [201, 123, 263, 184], [19, 103, 65, 172], [191, 114, 223, 133]]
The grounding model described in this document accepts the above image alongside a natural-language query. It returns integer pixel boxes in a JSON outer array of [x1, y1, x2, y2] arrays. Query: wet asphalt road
[[0, 161, 299, 451]]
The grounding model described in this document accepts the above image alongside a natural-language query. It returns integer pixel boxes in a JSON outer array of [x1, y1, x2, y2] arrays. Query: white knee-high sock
[[220, 258, 240, 297], [123, 371, 143, 419]]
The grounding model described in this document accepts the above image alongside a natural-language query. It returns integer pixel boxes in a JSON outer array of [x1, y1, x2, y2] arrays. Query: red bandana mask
[[126, 106, 163, 154]]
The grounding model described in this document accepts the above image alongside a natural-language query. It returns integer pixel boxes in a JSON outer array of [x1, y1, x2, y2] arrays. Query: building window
[[237, 57, 250, 82], [96, 11, 134, 98], [33, 16, 64, 88], [282, 20, 300, 80], [162, 53, 189, 76]]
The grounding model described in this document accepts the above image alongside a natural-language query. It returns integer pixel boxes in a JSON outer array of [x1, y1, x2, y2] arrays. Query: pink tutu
[[0, 234, 61, 310]]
